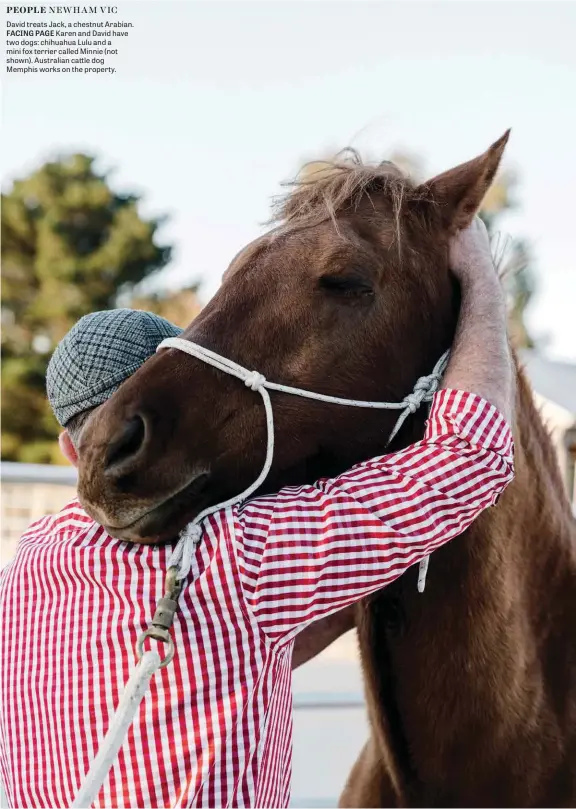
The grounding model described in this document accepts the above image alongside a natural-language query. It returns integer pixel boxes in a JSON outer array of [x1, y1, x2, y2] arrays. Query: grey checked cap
[[46, 309, 183, 427]]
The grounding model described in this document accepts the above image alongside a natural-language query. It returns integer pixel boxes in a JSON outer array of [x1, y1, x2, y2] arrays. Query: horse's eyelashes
[[319, 274, 374, 298]]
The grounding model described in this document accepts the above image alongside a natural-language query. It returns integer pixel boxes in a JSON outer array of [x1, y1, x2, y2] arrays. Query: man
[[0, 219, 514, 808]]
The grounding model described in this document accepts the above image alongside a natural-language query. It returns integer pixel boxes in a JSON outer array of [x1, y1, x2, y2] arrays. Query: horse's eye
[[319, 274, 374, 298]]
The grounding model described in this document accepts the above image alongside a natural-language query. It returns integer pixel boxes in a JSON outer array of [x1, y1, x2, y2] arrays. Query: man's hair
[[66, 408, 96, 448]]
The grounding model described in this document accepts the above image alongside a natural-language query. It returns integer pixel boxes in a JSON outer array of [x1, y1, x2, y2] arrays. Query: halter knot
[[401, 372, 442, 414], [244, 371, 266, 391], [402, 392, 422, 414], [168, 522, 203, 578], [413, 372, 442, 397], [183, 523, 202, 545]]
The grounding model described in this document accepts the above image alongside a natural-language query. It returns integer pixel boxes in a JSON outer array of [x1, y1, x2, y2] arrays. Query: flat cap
[[46, 309, 182, 426]]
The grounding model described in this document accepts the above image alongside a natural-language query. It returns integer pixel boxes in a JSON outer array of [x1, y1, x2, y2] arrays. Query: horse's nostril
[[105, 414, 147, 474]]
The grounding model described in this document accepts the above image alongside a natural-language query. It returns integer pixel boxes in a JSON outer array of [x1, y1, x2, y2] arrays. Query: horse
[[77, 132, 576, 806]]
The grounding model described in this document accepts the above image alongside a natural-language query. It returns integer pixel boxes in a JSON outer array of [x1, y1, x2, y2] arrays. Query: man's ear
[[418, 130, 510, 233], [59, 430, 78, 467]]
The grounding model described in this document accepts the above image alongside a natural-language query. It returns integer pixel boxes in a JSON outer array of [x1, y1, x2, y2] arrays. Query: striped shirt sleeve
[[233, 389, 515, 643]]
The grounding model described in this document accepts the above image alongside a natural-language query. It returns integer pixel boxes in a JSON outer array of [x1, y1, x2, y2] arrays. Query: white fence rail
[[1, 461, 78, 485], [1, 462, 78, 565]]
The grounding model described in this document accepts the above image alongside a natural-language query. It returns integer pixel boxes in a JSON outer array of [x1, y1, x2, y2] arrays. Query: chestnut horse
[[77, 133, 576, 806]]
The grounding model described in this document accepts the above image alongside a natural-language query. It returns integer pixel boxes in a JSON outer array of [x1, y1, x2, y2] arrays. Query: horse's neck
[[358, 370, 576, 805]]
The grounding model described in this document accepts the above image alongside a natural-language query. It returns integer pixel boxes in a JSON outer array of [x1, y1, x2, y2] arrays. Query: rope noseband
[[71, 338, 449, 807]]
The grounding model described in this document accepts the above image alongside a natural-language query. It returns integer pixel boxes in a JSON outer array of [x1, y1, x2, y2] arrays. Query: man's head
[[46, 309, 182, 465]]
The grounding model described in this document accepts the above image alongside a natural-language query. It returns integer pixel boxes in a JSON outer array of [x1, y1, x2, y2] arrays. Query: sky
[[2, 0, 575, 360]]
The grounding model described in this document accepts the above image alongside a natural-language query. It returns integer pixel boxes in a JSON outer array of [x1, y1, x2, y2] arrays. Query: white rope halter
[[159, 337, 450, 584], [71, 337, 449, 808]]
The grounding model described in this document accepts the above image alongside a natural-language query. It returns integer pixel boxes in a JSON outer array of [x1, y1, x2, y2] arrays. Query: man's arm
[[443, 217, 514, 422], [292, 606, 355, 669], [233, 391, 513, 643], [229, 220, 514, 645]]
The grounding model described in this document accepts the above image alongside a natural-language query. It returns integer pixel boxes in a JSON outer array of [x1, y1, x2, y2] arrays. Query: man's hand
[[442, 219, 514, 424], [449, 217, 497, 289]]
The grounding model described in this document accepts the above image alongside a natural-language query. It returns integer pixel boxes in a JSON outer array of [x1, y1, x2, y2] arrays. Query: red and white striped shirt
[[0, 390, 514, 809]]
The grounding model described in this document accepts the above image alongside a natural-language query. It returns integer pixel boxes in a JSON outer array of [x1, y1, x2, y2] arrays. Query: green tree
[[1, 154, 172, 463], [130, 286, 203, 330]]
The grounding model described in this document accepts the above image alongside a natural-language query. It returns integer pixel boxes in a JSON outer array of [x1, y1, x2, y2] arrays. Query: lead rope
[[71, 340, 449, 807]]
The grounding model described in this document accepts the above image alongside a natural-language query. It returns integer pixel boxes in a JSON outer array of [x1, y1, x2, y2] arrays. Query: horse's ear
[[418, 130, 510, 233]]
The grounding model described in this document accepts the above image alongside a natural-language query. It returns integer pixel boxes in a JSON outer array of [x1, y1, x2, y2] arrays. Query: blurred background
[[1, 2, 575, 804]]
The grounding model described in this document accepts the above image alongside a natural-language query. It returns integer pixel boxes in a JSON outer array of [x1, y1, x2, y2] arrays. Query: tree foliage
[[130, 286, 202, 330], [1, 154, 172, 463]]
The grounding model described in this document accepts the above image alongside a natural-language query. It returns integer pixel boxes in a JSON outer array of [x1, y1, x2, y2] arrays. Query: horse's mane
[[271, 148, 419, 237]]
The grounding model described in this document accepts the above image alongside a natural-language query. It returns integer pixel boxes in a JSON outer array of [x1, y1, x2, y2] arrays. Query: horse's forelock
[[269, 150, 430, 257]]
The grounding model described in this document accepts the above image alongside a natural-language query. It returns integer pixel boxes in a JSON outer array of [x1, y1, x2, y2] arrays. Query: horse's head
[[77, 133, 509, 541]]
